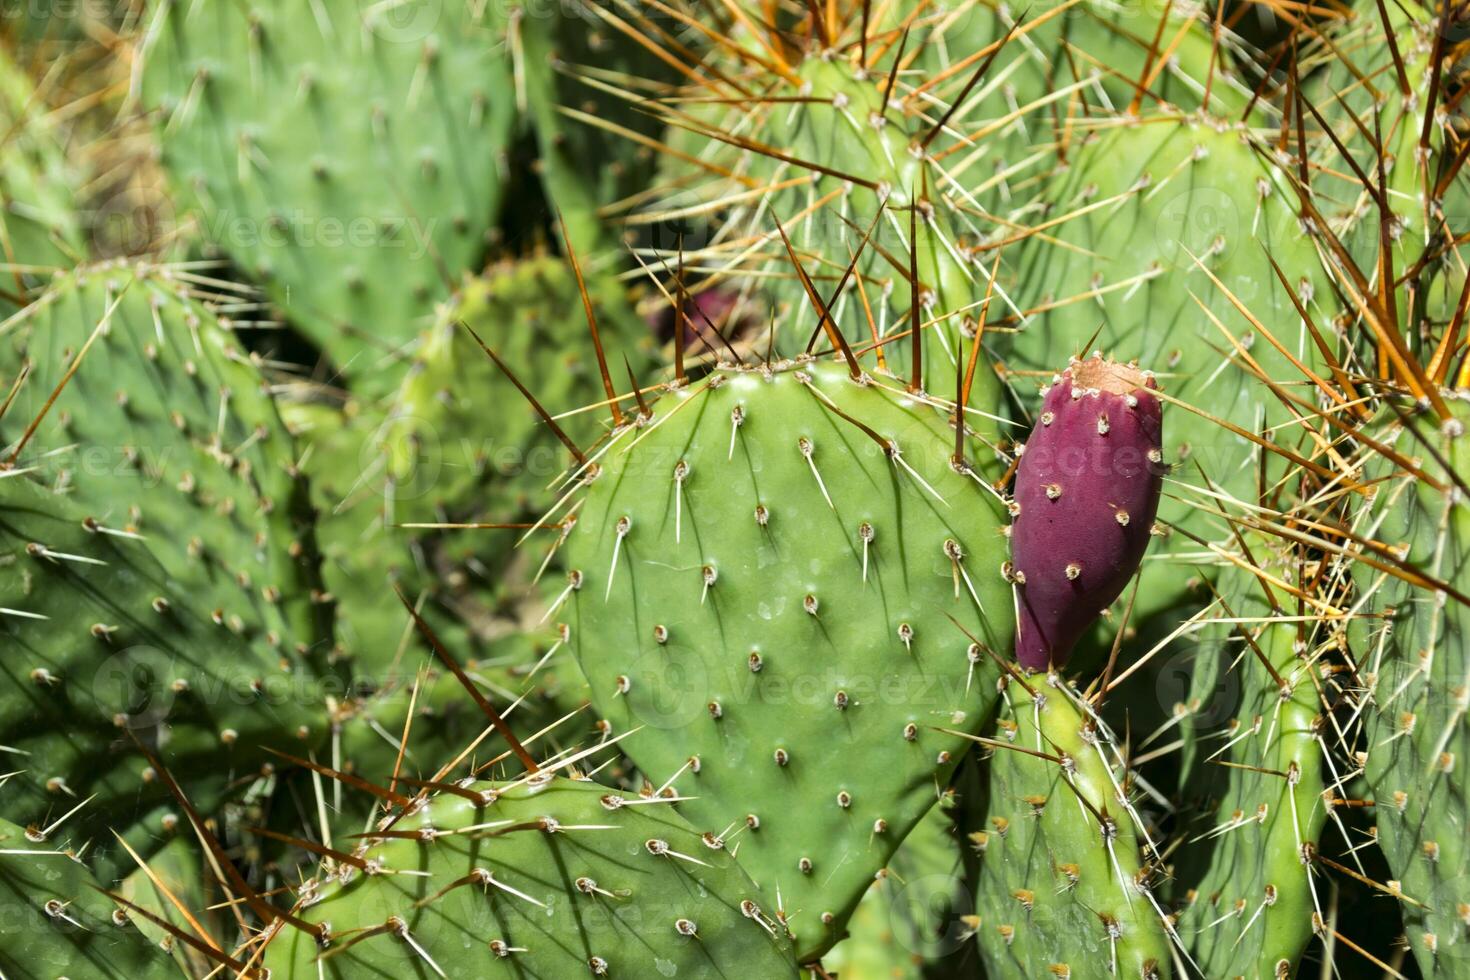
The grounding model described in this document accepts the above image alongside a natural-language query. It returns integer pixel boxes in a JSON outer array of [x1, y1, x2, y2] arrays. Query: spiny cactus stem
[[393, 585, 539, 773], [908, 200, 922, 393], [5, 288, 119, 466], [918, 15, 1022, 152], [802, 202, 886, 355], [128, 731, 319, 937], [262, 747, 413, 807]]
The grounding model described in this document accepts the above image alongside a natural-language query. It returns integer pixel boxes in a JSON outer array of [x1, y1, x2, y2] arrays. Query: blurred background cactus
[[0, 0, 1465, 976]]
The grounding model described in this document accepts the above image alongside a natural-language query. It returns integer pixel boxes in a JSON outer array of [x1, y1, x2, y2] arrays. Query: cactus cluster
[[0, 0, 1465, 977]]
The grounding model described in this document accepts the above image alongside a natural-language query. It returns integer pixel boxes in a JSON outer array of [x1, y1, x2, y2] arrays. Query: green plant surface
[[564, 356, 1013, 961], [0, 816, 175, 979], [140, 0, 518, 394], [1355, 393, 1470, 975], [971, 674, 1174, 979], [0, 47, 83, 317], [261, 774, 799, 978], [1003, 116, 1333, 629], [0, 259, 330, 831]]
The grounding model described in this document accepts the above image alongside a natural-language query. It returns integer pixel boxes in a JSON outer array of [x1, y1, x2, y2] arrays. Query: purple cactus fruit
[[648, 286, 754, 348], [1009, 354, 1164, 671]]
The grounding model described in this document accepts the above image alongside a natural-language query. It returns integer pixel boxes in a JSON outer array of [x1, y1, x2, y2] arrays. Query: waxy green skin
[[972, 676, 1173, 979], [1357, 395, 1469, 974], [565, 357, 1012, 961], [1004, 118, 1329, 629], [141, 0, 517, 395], [654, 43, 1006, 440], [1174, 559, 1328, 980], [0, 817, 174, 979], [262, 776, 799, 979], [821, 790, 971, 977], [0, 261, 330, 834]]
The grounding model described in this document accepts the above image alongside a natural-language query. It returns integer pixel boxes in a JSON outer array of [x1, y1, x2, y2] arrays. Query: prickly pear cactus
[[261, 774, 799, 978], [290, 255, 647, 671], [822, 789, 973, 977], [140, 0, 517, 392], [1173, 556, 1329, 979], [0, 816, 174, 978], [1356, 393, 1470, 974], [971, 673, 1174, 979], [0, 48, 83, 316], [564, 357, 1012, 960], [0, 260, 329, 826], [1005, 118, 1329, 626]]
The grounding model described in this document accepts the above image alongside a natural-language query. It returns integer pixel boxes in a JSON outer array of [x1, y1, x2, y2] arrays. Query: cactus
[[1354, 392, 1469, 974], [1171, 554, 1331, 979], [0, 816, 174, 978], [289, 255, 646, 671], [1003, 116, 1332, 630], [563, 356, 1012, 960], [0, 259, 329, 830], [1010, 354, 1165, 670], [822, 785, 973, 977], [970, 672, 1174, 979], [0, 46, 83, 317], [140, 0, 518, 393], [260, 774, 799, 978]]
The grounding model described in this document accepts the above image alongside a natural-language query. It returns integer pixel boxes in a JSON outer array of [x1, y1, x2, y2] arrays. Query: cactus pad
[[564, 357, 1012, 959], [141, 0, 517, 391], [261, 774, 798, 978]]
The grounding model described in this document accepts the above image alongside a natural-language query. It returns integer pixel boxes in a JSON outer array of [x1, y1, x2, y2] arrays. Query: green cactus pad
[[0, 259, 329, 827], [971, 673, 1174, 979], [1004, 117, 1330, 626], [563, 357, 1012, 960], [289, 255, 647, 674], [0, 816, 175, 979], [1173, 558, 1329, 979], [140, 0, 517, 393], [261, 774, 798, 978], [1357, 393, 1470, 974], [822, 790, 972, 977]]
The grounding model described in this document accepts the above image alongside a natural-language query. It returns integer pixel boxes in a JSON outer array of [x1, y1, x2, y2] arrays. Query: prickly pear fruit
[[1010, 355, 1164, 670], [260, 775, 798, 978]]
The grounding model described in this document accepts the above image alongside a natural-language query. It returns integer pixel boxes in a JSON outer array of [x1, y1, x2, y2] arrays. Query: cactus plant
[[1171, 555, 1331, 979], [0, 816, 175, 978], [1353, 393, 1469, 974], [563, 355, 1012, 960], [970, 672, 1174, 979], [0, 259, 330, 832], [260, 773, 799, 977], [0, 46, 83, 317], [140, 0, 518, 393]]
